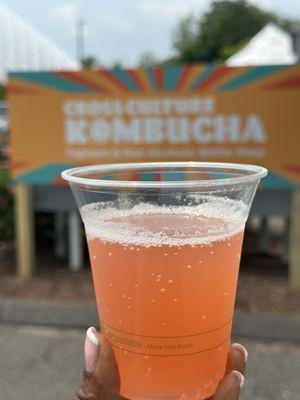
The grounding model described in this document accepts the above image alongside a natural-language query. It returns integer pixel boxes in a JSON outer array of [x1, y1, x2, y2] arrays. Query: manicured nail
[[232, 343, 248, 363], [85, 327, 99, 372], [87, 327, 99, 346], [231, 370, 245, 390]]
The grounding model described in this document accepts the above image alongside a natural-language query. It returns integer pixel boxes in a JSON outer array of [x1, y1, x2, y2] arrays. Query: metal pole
[[54, 212, 66, 258], [68, 211, 83, 271], [76, 18, 85, 65]]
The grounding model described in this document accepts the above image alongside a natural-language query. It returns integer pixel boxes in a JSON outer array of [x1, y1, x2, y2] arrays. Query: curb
[[0, 297, 299, 341], [233, 312, 300, 342], [0, 298, 98, 329]]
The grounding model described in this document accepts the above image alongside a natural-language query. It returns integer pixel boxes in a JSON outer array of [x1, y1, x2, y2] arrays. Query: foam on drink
[[81, 196, 246, 246]]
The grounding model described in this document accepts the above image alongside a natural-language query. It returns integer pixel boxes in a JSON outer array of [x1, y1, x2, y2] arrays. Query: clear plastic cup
[[62, 162, 267, 400]]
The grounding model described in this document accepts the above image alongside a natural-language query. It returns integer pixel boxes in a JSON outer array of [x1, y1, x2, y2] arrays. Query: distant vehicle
[[0, 101, 9, 133]]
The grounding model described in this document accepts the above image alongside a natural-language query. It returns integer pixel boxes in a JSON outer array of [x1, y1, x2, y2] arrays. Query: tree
[[172, 0, 297, 63], [110, 59, 123, 69], [138, 51, 158, 68], [81, 56, 99, 69], [0, 84, 5, 100]]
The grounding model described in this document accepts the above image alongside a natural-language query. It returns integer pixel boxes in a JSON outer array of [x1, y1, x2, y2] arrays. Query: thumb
[[212, 370, 244, 400], [74, 327, 100, 400], [76, 328, 123, 400], [93, 333, 123, 399], [85, 327, 100, 373]]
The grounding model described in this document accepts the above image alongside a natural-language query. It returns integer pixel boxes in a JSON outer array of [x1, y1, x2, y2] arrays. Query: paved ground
[[0, 324, 299, 400]]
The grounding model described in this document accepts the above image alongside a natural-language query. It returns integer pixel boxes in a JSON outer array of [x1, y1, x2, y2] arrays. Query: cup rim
[[61, 162, 268, 189]]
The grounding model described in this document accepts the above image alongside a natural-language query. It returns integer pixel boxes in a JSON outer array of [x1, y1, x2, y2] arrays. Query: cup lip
[[61, 162, 268, 189]]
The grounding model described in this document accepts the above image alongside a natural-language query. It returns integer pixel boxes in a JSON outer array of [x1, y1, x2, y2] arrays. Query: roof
[[226, 23, 297, 66], [0, 4, 79, 81]]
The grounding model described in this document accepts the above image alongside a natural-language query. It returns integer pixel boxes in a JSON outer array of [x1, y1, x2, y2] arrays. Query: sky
[[1, 0, 300, 67]]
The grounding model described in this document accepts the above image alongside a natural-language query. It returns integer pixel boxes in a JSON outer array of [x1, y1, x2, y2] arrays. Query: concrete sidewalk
[[0, 297, 300, 341], [0, 323, 299, 400]]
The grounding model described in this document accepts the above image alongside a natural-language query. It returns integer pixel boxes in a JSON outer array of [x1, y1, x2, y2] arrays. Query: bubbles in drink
[[93, 255, 96, 260], [224, 291, 228, 296], [83, 197, 246, 399], [108, 252, 112, 257], [109, 283, 113, 287]]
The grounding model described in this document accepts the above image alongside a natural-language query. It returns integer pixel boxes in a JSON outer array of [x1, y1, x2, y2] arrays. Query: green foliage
[[81, 56, 99, 69], [138, 51, 159, 68], [172, 15, 200, 63], [0, 159, 14, 240], [0, 84, 5, 100], [0, 78, 13, 240], [172, 0, 298, 63], [110, 59, 124, 69], [220, 38, 250, 60]]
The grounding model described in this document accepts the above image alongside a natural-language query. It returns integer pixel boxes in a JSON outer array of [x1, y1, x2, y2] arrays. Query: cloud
[[50, 3, 78, 27], [248, 0, 273, 11], [98, 14, 132, 33], [140, 0, 274, 19], [140, 0, 207, 18]]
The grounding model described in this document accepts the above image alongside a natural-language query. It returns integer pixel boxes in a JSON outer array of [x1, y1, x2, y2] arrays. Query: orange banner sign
[[8, 64, 300, 187]]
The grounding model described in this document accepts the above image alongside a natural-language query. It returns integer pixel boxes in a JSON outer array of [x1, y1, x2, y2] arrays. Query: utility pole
[[76, 18, 85, 66]]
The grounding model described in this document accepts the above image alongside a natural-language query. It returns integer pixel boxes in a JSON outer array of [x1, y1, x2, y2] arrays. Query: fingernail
[[85, 327, 99, 372], [232, 343, 248, 363], [231, 370, 245, 390], [87, 327, 99, 346]]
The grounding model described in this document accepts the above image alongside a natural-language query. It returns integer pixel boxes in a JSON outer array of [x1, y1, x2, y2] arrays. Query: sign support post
[[290, 189, 300, 288], [14, 184, 35, 278]]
